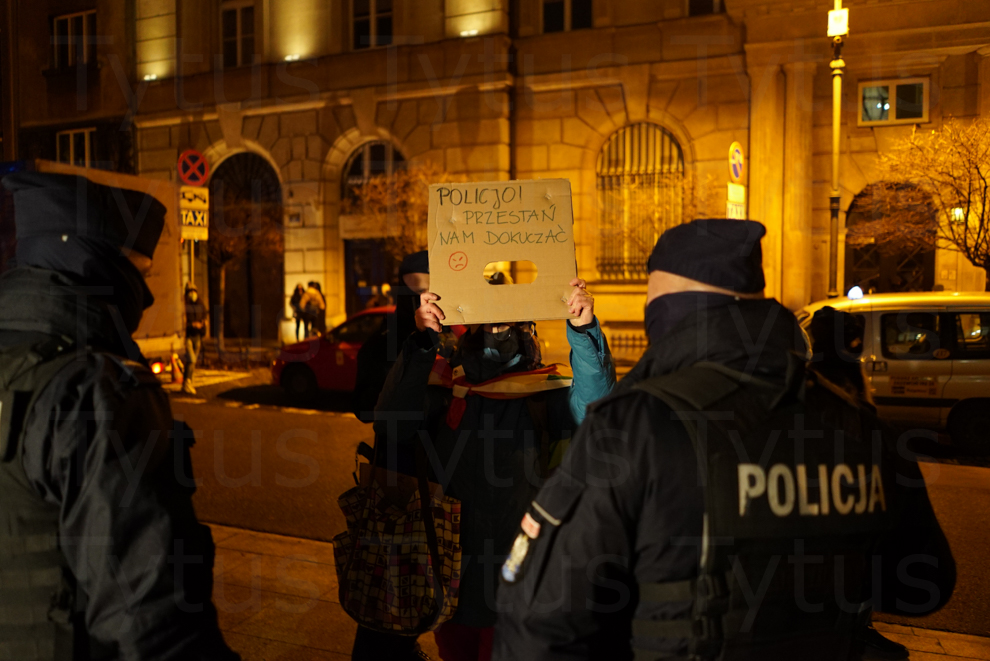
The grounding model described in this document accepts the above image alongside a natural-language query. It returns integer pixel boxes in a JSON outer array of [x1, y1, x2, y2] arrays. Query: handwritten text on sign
[[427, 179, 576, 324]]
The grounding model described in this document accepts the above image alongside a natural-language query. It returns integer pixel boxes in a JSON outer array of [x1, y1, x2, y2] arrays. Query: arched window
[[339, 140, 407, 315], [341, 140, 406, 204], [596, 123, 684, 280], [844, 182, 936, 294]]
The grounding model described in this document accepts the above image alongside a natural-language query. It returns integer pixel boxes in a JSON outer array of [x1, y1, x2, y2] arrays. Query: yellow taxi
[[798, 291, 990, 451]]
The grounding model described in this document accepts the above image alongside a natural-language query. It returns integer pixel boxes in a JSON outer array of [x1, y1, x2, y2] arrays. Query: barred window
[[596, 123, 684, 281]]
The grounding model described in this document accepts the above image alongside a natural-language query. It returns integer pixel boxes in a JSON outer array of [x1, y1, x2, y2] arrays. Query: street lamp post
[[827, 1, 848, 298]]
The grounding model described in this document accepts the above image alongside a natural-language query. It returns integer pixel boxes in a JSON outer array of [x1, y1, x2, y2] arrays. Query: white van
[[797, 292, 990, 450]]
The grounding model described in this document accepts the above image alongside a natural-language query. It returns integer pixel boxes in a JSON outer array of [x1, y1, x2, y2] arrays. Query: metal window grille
[[596, 123, 684, 281]]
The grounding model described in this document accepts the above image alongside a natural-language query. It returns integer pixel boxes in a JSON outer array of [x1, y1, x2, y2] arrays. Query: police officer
[[493, 219, 955, 660], [0, 172, 240, 660]]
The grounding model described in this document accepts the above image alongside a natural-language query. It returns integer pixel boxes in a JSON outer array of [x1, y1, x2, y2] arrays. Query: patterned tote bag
[[332, 449, 462, 634]]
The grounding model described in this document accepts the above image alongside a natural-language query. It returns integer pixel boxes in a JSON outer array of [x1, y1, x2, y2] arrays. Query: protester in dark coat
[[807, 305, 913, 659], [375, 277, 615, 661], [352, 250, 430, 424], [0, 171, 239, 660], [349, 250, 437, 661], [493, 219, 955, 661], [808, 305, 871, 405]]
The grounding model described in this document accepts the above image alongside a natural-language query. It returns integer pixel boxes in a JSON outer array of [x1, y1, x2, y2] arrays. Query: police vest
[[630, 361, 895, 661], [0, 336, 82, 660]]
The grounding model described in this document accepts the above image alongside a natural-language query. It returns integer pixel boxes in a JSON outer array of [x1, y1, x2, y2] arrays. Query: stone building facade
[[2, 0, 988, 354]]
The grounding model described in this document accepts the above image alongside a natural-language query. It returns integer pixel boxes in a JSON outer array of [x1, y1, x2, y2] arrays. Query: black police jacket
[[0, 267, 239, 660], [493, 297, 955, 661]]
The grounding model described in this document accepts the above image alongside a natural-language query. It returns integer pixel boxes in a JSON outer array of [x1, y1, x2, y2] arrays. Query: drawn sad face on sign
[[448, 251, 468, 272]]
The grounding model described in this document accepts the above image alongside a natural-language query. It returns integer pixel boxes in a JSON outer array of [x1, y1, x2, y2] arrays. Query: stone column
[[781, 61, 817, 310], [748, 61, 786, 300], [979, 46, 990, 118]]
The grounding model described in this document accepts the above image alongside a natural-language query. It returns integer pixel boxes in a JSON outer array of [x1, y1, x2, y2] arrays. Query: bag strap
[[525, 394, 551, 478], [414, 442, 446, 609]]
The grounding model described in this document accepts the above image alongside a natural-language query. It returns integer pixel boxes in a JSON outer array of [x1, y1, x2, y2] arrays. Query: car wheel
[[948, 400, 990, 454], [281, 364, 318, 400]]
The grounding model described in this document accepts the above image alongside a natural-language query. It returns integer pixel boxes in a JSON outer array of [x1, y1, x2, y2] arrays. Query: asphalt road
[[174, 375, 369, 542], [174, 374, 990, 639], [873, 462, 990, 638]]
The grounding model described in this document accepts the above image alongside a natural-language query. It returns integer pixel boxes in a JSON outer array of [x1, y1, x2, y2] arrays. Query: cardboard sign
[[427, 179, 577, 324]]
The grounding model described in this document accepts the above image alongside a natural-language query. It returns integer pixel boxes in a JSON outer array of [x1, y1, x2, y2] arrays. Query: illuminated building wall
[[3, 0, 988, 351]]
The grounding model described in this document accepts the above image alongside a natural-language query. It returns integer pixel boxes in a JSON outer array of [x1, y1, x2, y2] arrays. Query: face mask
[[645, 292, 737, 344], [454, 323, 541, 383]]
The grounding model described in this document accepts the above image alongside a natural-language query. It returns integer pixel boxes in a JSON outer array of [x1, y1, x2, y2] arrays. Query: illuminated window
[[688, 0, 723, 16], [597, 123, 684, 281], [353, 0, 393, 50], [342, 141, 406, 203], [52, 10, 96, 68], [56, 128, 97, 167], [543, 0, 592, 33], [221, 1, 255, 67], [859, 78, 929, 126]]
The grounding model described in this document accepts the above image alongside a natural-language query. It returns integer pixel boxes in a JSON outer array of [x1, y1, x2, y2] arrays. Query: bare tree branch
[[877, 117, 990, 289]]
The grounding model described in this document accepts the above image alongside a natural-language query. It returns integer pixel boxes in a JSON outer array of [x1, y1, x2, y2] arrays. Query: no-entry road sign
[[178, 149, 210, 186]]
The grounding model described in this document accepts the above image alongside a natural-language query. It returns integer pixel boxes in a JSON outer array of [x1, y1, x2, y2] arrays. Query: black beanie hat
[[2, 171, 167, 259], [647, 218, 766, 293], [399, 250, 429, 277]]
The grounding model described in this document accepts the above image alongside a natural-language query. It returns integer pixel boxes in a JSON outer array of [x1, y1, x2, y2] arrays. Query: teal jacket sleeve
[[565, 317, 616, 425]]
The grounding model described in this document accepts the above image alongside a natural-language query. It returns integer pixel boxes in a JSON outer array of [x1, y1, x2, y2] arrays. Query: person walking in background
[[301, 280, 327, 336], [183, 282, 208, 395], [0, 171, 240, 660], [290, 282, 308, 340]]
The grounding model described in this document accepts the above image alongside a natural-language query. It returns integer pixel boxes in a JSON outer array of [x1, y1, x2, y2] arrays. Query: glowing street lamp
[[827, 1, 848, 298]]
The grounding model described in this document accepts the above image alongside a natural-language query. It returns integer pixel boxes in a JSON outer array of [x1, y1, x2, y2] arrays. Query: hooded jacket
[[493, 297, 955, 660], [0, 264, 239, 660]]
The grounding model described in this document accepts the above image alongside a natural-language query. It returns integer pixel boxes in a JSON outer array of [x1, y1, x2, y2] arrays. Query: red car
[[272, 306, 394, 398]]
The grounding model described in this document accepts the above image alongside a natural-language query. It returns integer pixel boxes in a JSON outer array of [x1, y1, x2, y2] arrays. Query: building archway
[[338, 139, 407, 314], [208, 152, 284, 342], [844, 182, 936, 294], [596, 123, 685, 281]]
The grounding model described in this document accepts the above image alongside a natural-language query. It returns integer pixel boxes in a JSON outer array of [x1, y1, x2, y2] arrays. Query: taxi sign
[[726, 182, 746, 219], [179, 185, 209, 240]]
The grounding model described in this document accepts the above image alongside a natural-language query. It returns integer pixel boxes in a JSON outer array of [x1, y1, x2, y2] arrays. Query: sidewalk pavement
[[209, 524, 439, 660], [209, 524, 989, 661]]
